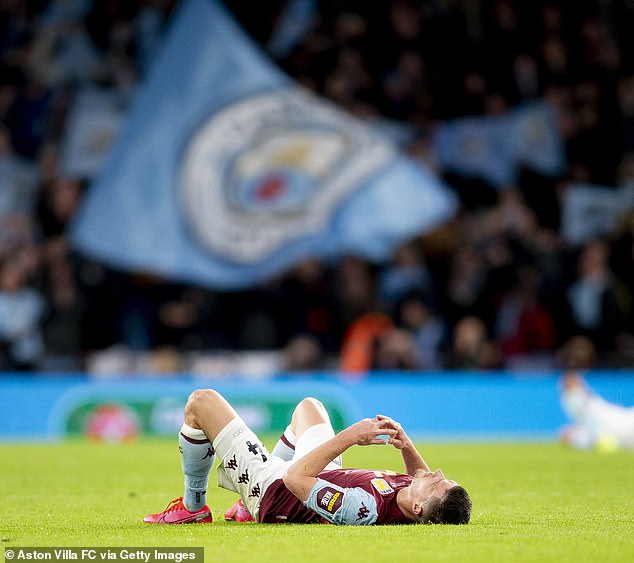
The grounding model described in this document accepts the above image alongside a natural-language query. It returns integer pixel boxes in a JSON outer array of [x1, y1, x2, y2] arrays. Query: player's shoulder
[[306, 477, 378, 525]]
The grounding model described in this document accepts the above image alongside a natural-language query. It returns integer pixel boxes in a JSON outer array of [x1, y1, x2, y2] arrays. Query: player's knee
[[298, 397, 325, 413], [292, 397, 327, 426], [185, 389, 218, 421], [290, 396, 331, 438]]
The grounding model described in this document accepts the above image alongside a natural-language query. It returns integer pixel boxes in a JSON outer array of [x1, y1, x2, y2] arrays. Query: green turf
[[1, 439, 633, 562]]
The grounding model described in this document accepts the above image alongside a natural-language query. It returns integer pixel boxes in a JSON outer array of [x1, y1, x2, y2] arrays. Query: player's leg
[[179, 389, 241, 509], [225, 397, 336, 522], [291, 397, 333, 437], [144, 389, 240, 524], [183, 388, 240, 439], [290, 397, 342, 468], [269, 397, 333, 461]]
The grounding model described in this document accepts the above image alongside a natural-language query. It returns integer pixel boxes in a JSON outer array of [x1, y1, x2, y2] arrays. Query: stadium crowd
[[1, 0, 633, 375]]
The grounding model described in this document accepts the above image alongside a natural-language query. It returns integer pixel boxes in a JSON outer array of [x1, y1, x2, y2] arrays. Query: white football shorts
[[214, 418, 341, 520]]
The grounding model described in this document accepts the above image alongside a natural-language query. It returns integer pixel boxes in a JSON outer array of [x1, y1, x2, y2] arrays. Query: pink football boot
[[143, 497, 212, 524], [224, 498, 254, 522]]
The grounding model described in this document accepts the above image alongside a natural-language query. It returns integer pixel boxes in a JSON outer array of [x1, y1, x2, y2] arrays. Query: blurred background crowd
[[1, 0, 634, 376]]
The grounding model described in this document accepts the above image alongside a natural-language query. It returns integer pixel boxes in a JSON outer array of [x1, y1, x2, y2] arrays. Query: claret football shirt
[[258, 468, 413, 525]]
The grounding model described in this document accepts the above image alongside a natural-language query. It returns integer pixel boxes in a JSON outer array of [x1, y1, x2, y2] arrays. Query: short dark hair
[[426, 486, 472, 524]]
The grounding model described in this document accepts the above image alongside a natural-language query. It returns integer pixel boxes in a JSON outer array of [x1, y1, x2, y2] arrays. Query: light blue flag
[[433, 102, 565, 189], [267, 0, 317, 59], [71, 0, 457, 289], [61, 88, 125, 179], [433, 115, 516, 188], [508, 102, 565, 177], [560, 183, 633, 245]]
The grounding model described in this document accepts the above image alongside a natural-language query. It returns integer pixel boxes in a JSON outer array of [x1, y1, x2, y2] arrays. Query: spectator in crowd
[[565, 239, 629, 354], [446, 316, 503, 371], [0, 123, 39, 216], [370, 326, 419, 372], [278, 258, 338, 356], [494, 265, 557, 361], [40, 245, 85, 370], [556, 335, 597, 371], [377, 242, 432, 308], [0, 259, 45, 370], [395, 289, 447, 371], [339, 312, 394, 374]]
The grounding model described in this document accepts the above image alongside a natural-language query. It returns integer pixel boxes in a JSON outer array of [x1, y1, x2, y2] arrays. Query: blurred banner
[[267, 0, 317, 59], [61, 88, 126, 179], [508, 103, 566, 178], [433, 102, 565, 188], [561, 183, 634, 245], [433, 114, 515, 188], [3, 372, 634, 441], [70, 0, 457, 289]]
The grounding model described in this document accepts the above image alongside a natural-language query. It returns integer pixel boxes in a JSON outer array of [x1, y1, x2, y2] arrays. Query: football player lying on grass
[[560, 371, 634, 451], [144, 389, 471, 525]]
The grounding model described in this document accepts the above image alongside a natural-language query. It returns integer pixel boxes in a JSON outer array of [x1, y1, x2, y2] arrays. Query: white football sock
[[271, 425, 297, 461], [179, 423, 214, 511]]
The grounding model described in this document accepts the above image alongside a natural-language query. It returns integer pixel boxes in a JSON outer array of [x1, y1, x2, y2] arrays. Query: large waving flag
[[71, 0, 457, 289]]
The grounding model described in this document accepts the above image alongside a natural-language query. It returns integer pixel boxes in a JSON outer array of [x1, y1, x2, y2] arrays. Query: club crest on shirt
[[371, 478, 394, 495], [179, 87, 394, 264], [316, 486, 344, 514]]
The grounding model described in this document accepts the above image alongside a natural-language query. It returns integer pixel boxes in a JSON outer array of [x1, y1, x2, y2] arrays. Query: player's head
[[407, 469, 471, 525], [424, 484, 471, 524]]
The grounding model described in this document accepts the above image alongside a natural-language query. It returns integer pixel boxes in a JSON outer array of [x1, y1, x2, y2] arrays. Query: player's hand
[[375, 415, 413, 450], [344, 418, 397, 446]]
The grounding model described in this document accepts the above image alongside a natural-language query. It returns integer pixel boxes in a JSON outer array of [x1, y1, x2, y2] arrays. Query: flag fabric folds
[[70, 0, 457, 289]]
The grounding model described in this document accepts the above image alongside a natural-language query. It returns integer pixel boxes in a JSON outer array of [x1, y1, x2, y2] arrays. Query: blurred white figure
[[560, 372, 634, 450]]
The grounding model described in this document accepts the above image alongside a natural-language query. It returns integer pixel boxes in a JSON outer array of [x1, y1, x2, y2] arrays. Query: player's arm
[[376, 414, 430, 475], [283, 417, 396, 502]]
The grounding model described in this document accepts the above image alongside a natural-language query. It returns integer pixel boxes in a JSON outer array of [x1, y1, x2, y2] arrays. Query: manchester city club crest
[[179, 87, 394, 264]]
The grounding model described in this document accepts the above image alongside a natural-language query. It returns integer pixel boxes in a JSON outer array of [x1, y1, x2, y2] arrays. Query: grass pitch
[[1, 439, 633, 562]]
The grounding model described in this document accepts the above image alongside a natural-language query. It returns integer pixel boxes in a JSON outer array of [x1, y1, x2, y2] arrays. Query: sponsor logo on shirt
[[371, 478, 394, 495], [316, 486, 344, 514]]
